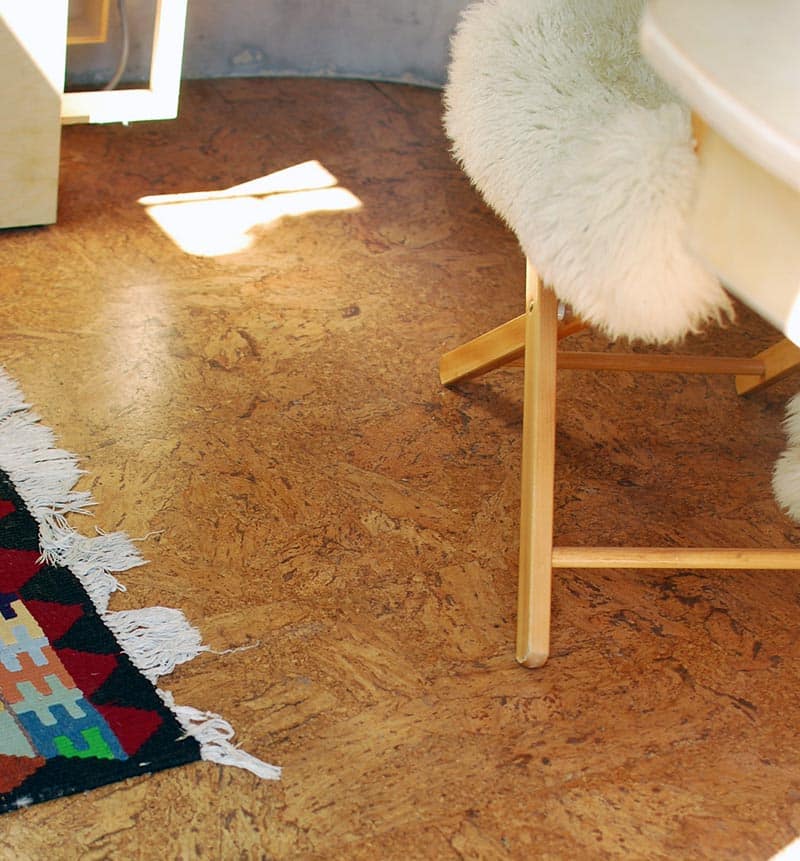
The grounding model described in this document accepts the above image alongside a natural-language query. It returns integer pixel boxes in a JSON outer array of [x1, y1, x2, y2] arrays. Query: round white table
[[641, 0, 800, 364]]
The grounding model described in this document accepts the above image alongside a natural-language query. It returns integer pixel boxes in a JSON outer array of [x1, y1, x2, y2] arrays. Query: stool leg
[[517, 262, 559, 668], [735, 338, 800, 395], [439, 314, 526, 385]]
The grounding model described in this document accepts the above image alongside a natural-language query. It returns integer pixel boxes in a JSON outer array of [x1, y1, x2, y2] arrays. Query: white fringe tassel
[[0, 378, 127, 614], [160, 691, 282, 780], [0, 366, 280, 781], [105, 607, 208, 684]]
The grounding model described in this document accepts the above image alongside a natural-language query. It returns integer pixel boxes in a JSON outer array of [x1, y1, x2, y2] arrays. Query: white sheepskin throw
[[773, 393, 800, 522], [444, 0, 733, 343]]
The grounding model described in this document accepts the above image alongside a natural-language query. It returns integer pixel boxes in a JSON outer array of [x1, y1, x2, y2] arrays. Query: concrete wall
[[66, 0, 470, 90]]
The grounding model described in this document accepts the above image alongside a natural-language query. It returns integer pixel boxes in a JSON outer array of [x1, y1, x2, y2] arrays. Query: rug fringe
[[105, 607, 208, 683], [160, 691, 282, 780], [59, 529, 144, 613], [0, 366, 281, 782], [0, 373, 126, 612]]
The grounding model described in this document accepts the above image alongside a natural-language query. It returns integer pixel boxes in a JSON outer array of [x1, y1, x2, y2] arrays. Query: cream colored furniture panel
[[641, 0, 800, 343], [641, 0, 800, 192], [0, 3, 68, 228], [690, 125, 800, 345]]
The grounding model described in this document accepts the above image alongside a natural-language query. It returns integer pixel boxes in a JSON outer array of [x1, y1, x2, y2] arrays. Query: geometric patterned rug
[[0, 368, 279, 814], [0, 467, 201, 813]]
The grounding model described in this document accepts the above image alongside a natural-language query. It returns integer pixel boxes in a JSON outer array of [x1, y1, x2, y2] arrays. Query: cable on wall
[[104, 0, 130, 90]]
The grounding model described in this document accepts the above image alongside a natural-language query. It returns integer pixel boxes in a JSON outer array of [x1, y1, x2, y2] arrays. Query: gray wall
[[66, 0, 471, 89]]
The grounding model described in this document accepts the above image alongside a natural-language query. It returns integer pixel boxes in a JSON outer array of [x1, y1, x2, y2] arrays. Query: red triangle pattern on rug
[[23, 601, 85, 644], [0, 547, 41, 592], [55, 648, 119, 697], [95, 704, 165, 756]]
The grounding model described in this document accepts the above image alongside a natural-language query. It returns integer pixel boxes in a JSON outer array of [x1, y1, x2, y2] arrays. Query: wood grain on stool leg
[[551, 546, 800, 569], [439, 314, 526, 385], [440, 312, 587, 385], [735, 337, 800, 395], [516, 262, 559, 668]]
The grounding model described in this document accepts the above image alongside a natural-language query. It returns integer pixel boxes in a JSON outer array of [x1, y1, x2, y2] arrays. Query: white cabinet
[[0, 1, 188, 228], [0, 4, 69, 228]]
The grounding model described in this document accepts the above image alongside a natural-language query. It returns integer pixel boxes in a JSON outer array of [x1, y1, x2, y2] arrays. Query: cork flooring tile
[[1, 78, 799, 860]]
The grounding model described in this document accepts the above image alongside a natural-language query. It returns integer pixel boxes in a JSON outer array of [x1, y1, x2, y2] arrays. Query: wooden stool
[[441, 0, 800, 666], [441, 261, 800, 667]]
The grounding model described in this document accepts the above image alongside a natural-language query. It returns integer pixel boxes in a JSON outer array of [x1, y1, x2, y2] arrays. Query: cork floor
[[1, 78, 800, 860]]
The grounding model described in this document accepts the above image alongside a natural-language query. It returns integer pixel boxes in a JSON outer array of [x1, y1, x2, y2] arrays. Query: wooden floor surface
[[1, 78, 799, 860]]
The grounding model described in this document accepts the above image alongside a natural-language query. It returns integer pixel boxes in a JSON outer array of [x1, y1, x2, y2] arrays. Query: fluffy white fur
[[773, 392, 800, 522], [444, 0, 732, 343]]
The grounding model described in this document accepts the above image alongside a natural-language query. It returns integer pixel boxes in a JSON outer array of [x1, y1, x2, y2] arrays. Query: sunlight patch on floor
[[139, 161, 362, 257], [772, 836, 800, 860]]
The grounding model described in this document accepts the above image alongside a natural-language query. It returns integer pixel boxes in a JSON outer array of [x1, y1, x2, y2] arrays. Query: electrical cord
[[103, 0, 130, 91]]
